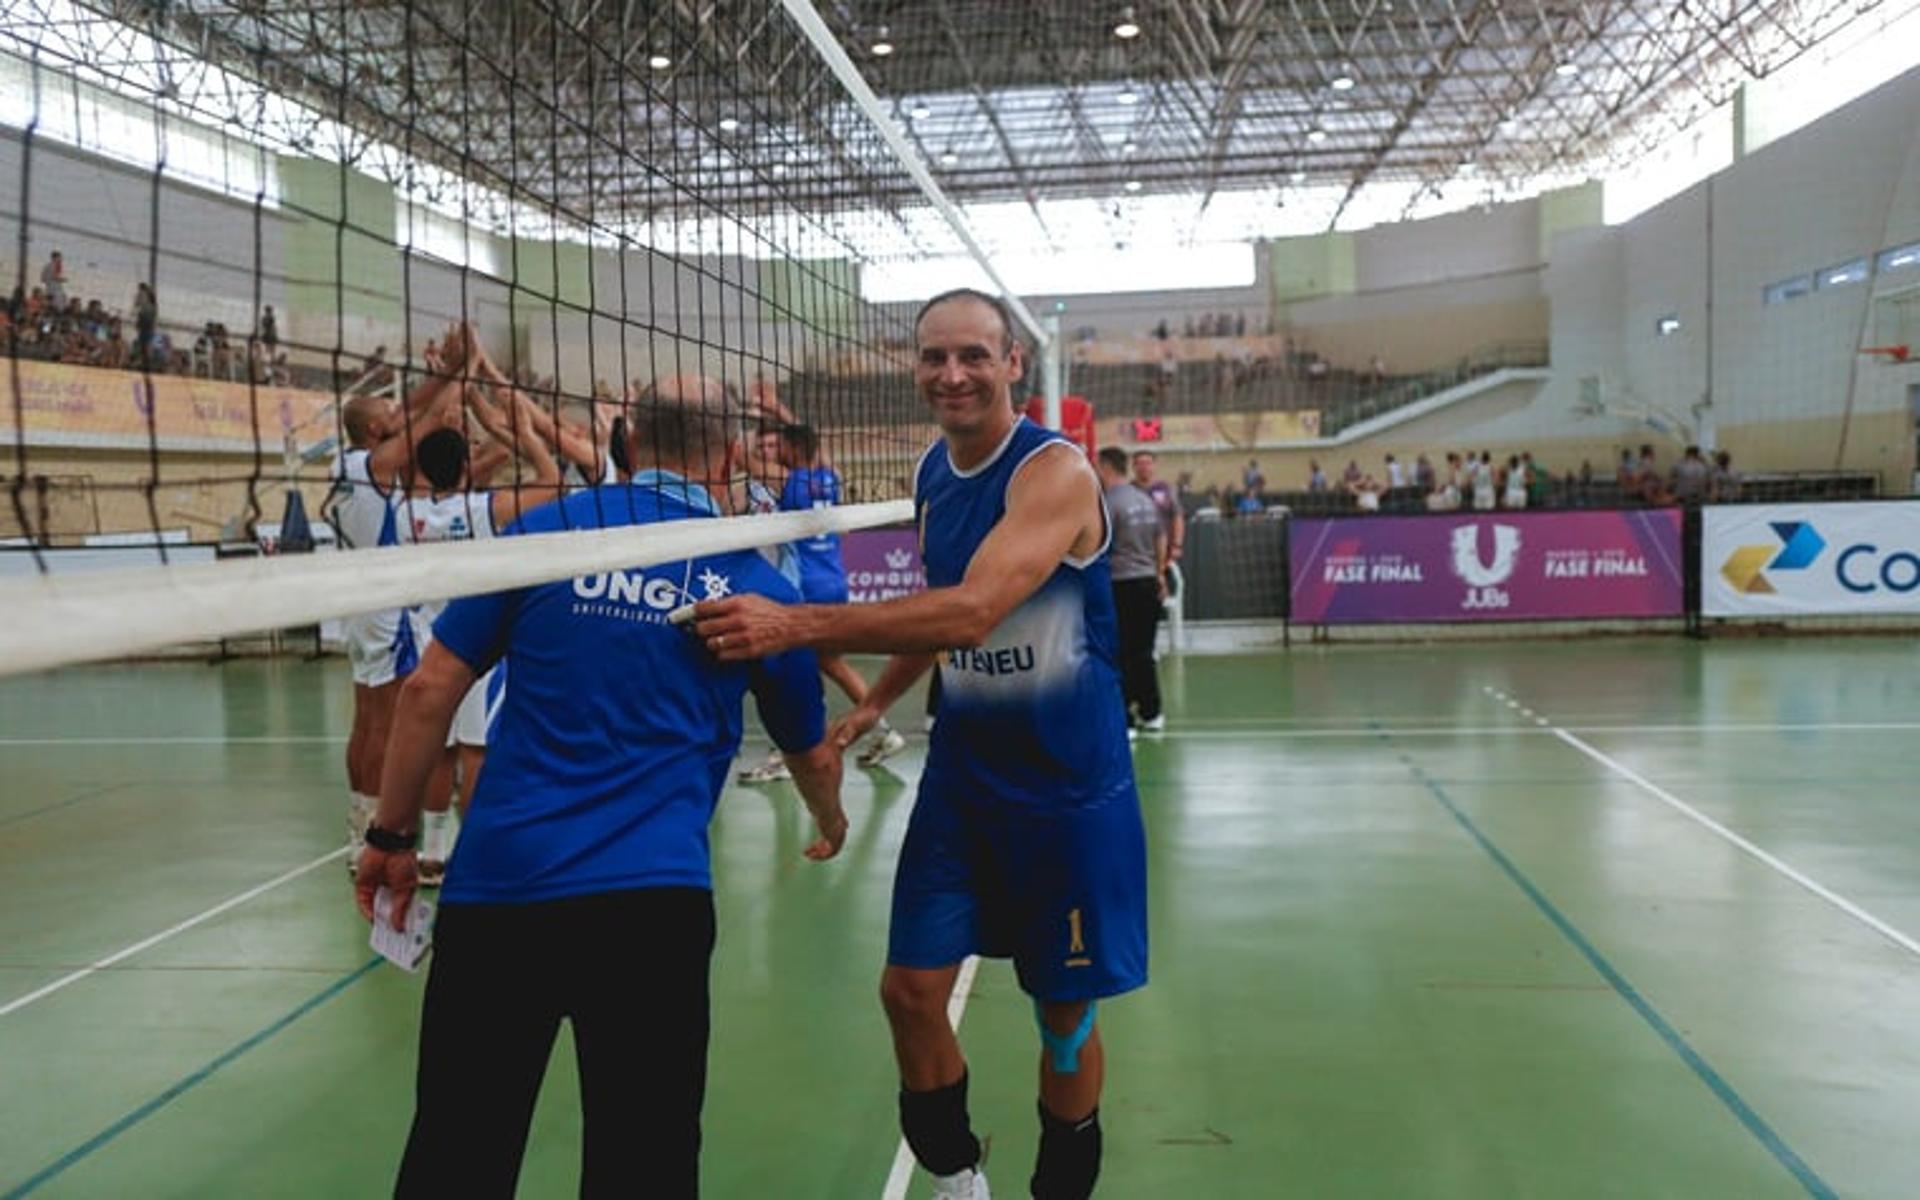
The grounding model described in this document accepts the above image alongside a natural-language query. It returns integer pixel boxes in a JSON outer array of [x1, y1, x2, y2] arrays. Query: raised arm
[[367, 384, 462, 482], [487, 394, 564, 530], [692, 443, 1101, 659]]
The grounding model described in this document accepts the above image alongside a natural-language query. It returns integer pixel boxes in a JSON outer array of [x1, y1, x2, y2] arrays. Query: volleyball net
[[0, 0, 1048, 676]]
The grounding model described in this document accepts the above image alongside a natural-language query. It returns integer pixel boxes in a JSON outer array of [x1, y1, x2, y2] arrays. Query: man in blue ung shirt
[[695, 289, 1148, 1200], [355, 373, 849, 1199]]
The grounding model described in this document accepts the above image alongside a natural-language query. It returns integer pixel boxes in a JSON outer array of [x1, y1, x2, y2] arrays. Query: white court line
[[881, 955, 982, 1200], [0, 735, 346, 746], [0, 846, 350, 1017], [1487, 690, 1920, 962], [1154, 721, 1920, 740]]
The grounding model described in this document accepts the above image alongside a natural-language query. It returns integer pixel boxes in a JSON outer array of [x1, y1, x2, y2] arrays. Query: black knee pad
[[1031, 1102, 1101, 1200], [898, 1072, 981, 1177]]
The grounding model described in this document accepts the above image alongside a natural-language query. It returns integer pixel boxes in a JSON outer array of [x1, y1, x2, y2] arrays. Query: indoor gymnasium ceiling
[[14, 0, 1912, 242]]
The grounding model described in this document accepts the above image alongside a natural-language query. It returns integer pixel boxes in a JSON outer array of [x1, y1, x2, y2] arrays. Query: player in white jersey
[[327, 361, 470, 869], [399, 376, 569, 883]]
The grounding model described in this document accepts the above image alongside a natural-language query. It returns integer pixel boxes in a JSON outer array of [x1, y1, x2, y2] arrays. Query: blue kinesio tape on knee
[[1035, 1000, 1097, 1074]]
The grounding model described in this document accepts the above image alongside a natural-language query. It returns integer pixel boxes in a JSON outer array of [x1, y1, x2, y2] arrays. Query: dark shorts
[[888, 777, 1149, 1002]]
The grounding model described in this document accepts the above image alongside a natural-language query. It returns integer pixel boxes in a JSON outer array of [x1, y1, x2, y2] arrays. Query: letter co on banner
[[1704, 501, 1920, 616], [1290, 510, 1685, 623]]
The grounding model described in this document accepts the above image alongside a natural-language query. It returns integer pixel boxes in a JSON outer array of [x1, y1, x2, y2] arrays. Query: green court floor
[[2, 637, 1918, 1197]]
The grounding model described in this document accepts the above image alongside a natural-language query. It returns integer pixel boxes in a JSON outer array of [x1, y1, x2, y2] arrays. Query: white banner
[[1704, 501, 1920, 616]]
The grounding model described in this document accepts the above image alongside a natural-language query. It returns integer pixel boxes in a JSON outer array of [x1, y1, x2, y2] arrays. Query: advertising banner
[[841, 528, 926, 604], [11, 358, 333, 452], [1704, 501, 1920, 616], [1290, 509, 1684, 623]]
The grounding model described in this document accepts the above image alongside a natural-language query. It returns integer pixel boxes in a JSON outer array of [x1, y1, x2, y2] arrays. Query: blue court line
[[1371, 727, 1837, 1200], [2, 955, 383, 1199]]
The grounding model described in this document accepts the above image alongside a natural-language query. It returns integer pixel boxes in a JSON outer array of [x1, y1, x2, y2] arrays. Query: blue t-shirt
[[432, 476, 826, 904], [914, 418, 1135, 810], [779, 465, 846, 598]]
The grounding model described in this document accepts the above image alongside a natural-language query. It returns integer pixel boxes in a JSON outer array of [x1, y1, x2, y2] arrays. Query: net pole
[[772, 0, 1050, 355], [1041, 313, 1063, 431]]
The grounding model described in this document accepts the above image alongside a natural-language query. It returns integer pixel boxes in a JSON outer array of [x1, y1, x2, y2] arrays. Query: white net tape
[[0, 499, 912, 679]]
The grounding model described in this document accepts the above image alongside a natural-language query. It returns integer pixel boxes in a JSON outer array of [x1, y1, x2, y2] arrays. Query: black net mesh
[[0, 1, 959, 566]]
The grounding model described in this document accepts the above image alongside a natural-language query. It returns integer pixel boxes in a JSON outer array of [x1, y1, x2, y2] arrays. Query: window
[[1655, 314, 1681, 336], [1817, 258, 1869, 290], [1763, 275, 1813, 305], [1877, 241, 1920, 275]]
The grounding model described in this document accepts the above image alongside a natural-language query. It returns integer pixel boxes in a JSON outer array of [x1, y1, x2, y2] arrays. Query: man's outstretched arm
[[692, 444, 1099, 660]]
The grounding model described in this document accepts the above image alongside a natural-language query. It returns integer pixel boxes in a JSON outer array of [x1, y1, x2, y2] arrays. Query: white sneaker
[[1140, 714, 1166, 733], [928, 1167, 989, 1199], [737, 751, 791, 784], [857, 727, 909, 768]]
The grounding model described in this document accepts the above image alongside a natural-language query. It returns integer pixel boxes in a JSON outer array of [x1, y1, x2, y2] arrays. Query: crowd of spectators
[[1, 249, 291, 384], [1184, 443, 1745, 519]]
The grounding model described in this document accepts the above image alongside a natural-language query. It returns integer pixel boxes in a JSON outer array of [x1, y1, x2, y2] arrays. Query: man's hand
[[804, 806, 849, 861], [828, 704, 881, 753], [355, 848, 419, 931], [692, 595, 808, 661]]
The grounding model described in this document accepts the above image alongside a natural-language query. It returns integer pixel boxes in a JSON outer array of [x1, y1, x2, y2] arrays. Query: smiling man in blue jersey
[[695, 289, 1148, 1200], [354, 373, 849, 1199]]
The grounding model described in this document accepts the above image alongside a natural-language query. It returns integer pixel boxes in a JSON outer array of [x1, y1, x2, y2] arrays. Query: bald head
[[342, 395, 394, 448], [627, 373, 742, 475]]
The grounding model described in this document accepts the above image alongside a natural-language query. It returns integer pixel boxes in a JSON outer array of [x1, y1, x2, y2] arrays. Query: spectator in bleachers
[[1671, 445, 1710, 503], [1502, 455, 1528, 509], [40, 250, 67, 306], [1471, 452, 1497, 511], [260, 305, 278, 356], [1341, 460, 1362, 488], [1414, 454, 1435, 492], [1243, 459, 1266, 495], [1711, 450, 1740, 501], [132, 283, 156, 364], [1306, 459, 1328, 492], [1615, 448, 1637, 492], [1635, 444, 1669, 504]]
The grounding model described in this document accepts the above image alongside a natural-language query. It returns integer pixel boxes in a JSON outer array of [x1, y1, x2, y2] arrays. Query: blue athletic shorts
[[887, 778, 1148, 1002]]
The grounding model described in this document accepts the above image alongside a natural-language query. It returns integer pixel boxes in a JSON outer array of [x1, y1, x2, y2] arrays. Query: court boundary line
[[0, 846, 350, 1018], [1, 956, 382, 1199], [1374, 727, 1837, 1200], [1487, 688, 1920, 962], [880, 954, 981, 1200]]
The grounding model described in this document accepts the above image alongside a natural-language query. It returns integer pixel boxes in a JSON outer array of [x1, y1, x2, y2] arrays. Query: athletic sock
[[899, 1072, 981, 1177], [421, 809, 452, 861], [1029, 1102, 1101, 1200]]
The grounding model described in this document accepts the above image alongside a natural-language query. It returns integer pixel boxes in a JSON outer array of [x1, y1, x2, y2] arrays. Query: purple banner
[[842, 529, 927, 604], [1290, 509, 1684, 623]]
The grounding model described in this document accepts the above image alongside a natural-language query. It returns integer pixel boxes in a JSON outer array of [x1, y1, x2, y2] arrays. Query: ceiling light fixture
[[1122, 140, 1138, 154], [1124, 180, 1143, 192], [1306, 128, 1327, 144], [1290, 171, 1307, 184], [1118, 88, 1140, 105], [1331, 74, 1355, 91], [1555, 61, 1578, 77], [647, 54, 671, 71], [717, 117, 740, 132], [771, 162, 787, 176], [1113, 7, 1141, 38], [871, 27, 894, 56], [910, 102, 931, 120], [940, 150, 958, 166]]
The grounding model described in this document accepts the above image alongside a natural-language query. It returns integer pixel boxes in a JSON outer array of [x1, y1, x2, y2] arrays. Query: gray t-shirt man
[[1106, 480, 1163, 583]]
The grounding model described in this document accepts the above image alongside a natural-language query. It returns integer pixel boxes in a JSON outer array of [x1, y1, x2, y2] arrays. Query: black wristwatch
[[364, 822, 418, 853]]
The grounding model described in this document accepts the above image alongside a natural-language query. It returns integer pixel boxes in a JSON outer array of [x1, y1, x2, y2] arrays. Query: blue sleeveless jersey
[[778, 465, 846, 599], [915, 418, 1135, 810]]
